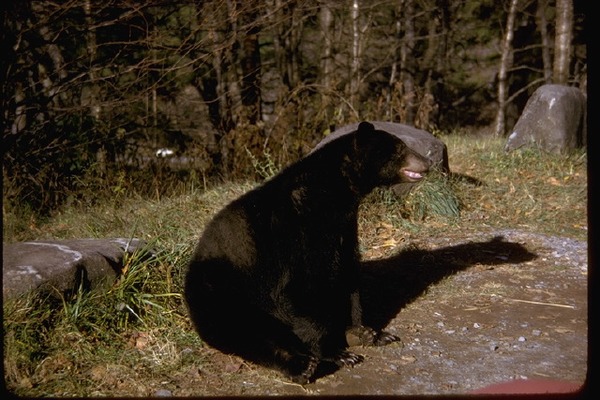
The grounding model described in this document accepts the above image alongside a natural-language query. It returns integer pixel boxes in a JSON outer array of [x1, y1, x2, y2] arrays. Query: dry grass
[[2, 132, 587, 396]]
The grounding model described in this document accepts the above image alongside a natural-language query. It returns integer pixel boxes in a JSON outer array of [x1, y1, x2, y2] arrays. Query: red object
[[471, 379, 583, 394]]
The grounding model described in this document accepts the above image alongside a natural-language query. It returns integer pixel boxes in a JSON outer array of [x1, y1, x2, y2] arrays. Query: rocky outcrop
[[505, 84, 587, 154], [3, 238, 150, 300], [313, 121, 449, 197]]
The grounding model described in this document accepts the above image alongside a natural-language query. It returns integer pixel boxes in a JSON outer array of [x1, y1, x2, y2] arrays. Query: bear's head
[[352, 121, 431, 191]]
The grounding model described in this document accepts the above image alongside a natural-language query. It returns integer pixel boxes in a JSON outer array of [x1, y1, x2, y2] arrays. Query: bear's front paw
[[333, 350, 364, 368], [373, 330, 401, 346], [346, 325, 401, 347], [346, 325, 379, 346]]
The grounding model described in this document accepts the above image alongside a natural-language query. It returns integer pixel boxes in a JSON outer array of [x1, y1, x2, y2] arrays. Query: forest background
[[1, 0, 587, 216]]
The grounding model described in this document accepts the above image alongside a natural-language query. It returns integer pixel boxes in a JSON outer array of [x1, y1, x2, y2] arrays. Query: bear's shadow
[[359, 235, 538, 331]]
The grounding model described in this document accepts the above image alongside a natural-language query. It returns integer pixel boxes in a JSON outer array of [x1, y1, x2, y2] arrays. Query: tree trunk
[[385, 4, 402, 120], [82, 0, 100, 120], [275, 0, 301, 89], [536, 0, 552, 82], [350, 0, 361, 110], [494, 0, 519, 137], [553, 0, 573, 84], [11, 82, 26, 134], [319, 1, 334, 125], [238, 2, 262, 124], [417, 0, 442, 129], [31, 2, 68, 108], [400, 0, 415, 124]]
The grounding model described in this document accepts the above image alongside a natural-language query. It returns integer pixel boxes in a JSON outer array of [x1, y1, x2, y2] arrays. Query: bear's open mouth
[[401, 169, 425, 181]]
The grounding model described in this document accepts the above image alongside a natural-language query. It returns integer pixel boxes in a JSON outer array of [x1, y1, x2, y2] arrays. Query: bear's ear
[[357, 121, 375, 133], [354, 121, 375, 150]]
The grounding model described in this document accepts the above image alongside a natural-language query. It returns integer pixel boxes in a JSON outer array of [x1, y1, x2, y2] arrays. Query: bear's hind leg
[[185, 264, 320, 383], [191, 302, 320, 383], [225, 309, 322, 384]]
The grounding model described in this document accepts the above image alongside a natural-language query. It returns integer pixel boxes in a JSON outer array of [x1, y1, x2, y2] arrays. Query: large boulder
[[505, 84, 587, 154], [313, 121, 449, 196], [3, 238, 150, 300]]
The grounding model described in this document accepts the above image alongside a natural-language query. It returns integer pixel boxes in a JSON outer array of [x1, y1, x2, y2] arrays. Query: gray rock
[[154, 389, 173, 397], [505, 84, 586, 154], [313, 121, 449, 196], [2, 238, 150, 300]]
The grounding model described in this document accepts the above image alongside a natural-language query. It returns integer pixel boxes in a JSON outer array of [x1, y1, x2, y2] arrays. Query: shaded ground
[[166, 228, 587, 396]]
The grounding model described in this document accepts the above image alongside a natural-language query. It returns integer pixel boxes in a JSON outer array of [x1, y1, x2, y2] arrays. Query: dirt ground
[[165, 228, 588, 397]]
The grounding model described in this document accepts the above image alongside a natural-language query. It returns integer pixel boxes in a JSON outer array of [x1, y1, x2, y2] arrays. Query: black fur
[[184, 122, 430, 384]]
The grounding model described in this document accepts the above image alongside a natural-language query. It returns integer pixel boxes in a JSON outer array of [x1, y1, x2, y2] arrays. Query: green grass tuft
[[402, 171, 461, 221]]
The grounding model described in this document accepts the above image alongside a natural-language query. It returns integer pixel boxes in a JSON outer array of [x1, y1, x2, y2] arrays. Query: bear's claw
[[374, 331, 401, 346], [334, 350, 364, 367]]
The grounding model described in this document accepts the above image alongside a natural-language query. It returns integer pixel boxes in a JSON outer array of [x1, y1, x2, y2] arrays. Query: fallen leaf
[[554, 327, 574, 334], [547, 177, 561, 186], [399, 355, 417, 364]]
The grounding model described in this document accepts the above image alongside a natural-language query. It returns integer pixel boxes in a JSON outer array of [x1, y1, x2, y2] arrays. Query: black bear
[[184, 122, 430, 384]]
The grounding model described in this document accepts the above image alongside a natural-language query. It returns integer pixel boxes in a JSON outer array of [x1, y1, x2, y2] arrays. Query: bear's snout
[[400, 152, 430, 182], [400, 168, 425, 181]]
